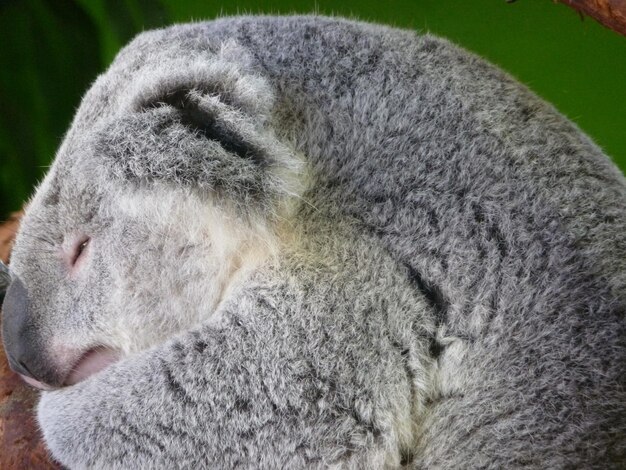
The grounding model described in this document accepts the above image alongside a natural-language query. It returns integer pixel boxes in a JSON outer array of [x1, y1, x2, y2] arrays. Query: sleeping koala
[[2, 15, 626, 469]]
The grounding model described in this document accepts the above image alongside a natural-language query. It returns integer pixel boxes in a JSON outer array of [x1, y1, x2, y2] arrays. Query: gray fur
[[3, 15, 626, 468], [0, 261, 9, 302]]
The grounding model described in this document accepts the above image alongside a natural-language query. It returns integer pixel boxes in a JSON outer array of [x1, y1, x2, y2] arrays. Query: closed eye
[[71, 237, 90, 267]]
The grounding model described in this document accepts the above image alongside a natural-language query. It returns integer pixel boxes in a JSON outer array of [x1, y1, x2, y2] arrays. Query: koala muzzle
[[2, 277, 57, 389]]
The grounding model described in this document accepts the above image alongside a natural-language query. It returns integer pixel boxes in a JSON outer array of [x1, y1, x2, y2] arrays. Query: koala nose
[[1, 276, 53, 387]]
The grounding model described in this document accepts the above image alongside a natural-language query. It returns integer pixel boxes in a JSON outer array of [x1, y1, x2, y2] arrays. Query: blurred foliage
[[1, 0, 625, 219]]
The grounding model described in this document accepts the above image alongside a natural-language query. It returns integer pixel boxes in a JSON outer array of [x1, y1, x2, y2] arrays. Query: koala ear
[[96, 41, 305, 219], [139, 87, 267, 165], [127, 40, 275, 122]]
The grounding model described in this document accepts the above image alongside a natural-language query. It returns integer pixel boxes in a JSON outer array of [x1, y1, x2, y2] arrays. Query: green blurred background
[[1, 0, 625, 220]]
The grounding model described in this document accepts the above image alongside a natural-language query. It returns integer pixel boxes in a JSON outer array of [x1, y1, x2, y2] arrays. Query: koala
[[0, 262, 8, 303], [1, 15, 625, 469]]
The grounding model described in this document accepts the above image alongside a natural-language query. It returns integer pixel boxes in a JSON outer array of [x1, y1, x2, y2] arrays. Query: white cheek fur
[[100, 187, 280, 355]]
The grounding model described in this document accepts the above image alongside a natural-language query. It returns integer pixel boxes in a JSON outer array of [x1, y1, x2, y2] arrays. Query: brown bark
[[0, 211, 60, 469], [556, 0, 626, 36], [0, 212, 21, 264]]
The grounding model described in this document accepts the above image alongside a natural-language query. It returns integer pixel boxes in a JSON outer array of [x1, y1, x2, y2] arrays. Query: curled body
[[2, 16, 625, 469]]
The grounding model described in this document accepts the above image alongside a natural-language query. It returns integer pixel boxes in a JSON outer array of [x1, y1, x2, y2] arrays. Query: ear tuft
[[124, 40, 275, 124], [140, 88, 267, 165]]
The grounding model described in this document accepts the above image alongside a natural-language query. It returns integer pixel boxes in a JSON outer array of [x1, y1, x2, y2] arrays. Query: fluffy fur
[[2, 16, 625, 468]]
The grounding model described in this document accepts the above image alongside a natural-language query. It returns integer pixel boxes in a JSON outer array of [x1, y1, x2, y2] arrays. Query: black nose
[[1, 276, 48, 383]]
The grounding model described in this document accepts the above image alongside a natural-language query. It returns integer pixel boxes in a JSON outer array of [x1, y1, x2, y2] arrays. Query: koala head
[[1, 34, 304, 390]]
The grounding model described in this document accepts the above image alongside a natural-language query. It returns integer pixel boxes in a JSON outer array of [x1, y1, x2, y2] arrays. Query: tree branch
[[555, 0, 626, 36]]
